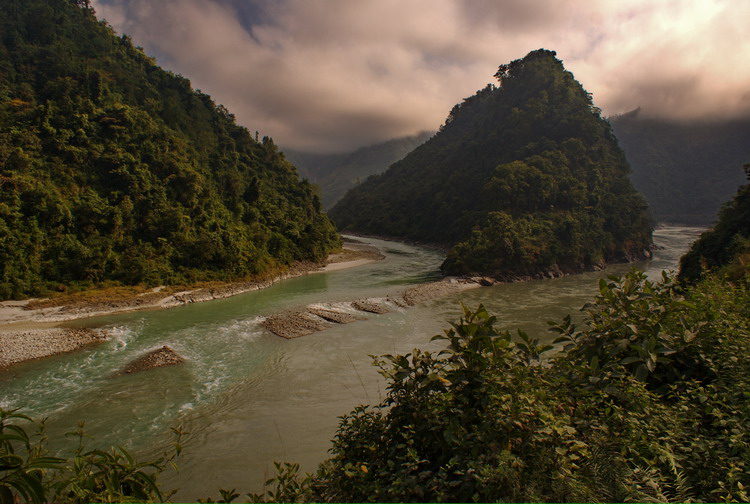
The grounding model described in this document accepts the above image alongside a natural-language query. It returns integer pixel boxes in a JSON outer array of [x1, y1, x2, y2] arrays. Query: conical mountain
[[0, 0, 339, 299], [330, 49, 652, 279]]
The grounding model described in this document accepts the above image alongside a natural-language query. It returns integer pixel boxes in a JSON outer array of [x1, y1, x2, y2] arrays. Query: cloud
[[91, 0, 750, 152]]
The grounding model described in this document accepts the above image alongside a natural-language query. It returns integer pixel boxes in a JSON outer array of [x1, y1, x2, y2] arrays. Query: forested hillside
[[285, 131, 432, 209], [0, 0, 339, 300], [679, 163, 750, 282], [330, 50, 652, 279], [612, 109, 750, 225]]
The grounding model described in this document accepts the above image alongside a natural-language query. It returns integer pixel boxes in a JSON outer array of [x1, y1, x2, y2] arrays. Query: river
[[0, 225, 703, 500]]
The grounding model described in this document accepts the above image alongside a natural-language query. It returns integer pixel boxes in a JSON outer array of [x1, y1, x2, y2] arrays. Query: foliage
[[552, 270, 710, 391], [0, 0, 339, 300], [679, 163, 750, 283], [305, 270, 750, 502], [0, 409, 63, 504], [0, 409, 182, 503], [246, 462, 316, 504], [330, 49, 652, 279], [611, 108, 750, 225]]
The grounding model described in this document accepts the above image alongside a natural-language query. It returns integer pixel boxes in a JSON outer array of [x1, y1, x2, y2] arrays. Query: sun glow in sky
[[91, 0, 749, 152]]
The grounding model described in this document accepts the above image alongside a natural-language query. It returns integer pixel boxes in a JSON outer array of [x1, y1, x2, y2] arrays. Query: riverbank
[[0, 328, 107, 369], [0, 240, 385, 369]]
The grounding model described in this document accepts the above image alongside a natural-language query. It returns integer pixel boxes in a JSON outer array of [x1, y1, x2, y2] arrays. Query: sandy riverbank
[[0, 242, 383, 327], [0, 241, 385, 369], [0, 328, 107, 369]]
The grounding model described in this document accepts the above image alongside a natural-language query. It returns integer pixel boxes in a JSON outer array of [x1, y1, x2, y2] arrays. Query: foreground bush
[[264, 270, 750, 503], [0, 410, 181, 503]]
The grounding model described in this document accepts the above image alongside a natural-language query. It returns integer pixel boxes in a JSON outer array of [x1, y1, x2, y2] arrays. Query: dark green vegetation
[[0, 0, 339, 300], [679, 163, 750, 283], [330, 50, 652, 279], [612, 109, 750, 225], [285, 131, 433, 209], [0, 408, 183, 503]]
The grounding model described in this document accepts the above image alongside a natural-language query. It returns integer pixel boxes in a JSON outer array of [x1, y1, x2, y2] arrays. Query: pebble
[[116, 345, 185, 375], [263, 311, 333, 339], [0, 328, 107, 369]]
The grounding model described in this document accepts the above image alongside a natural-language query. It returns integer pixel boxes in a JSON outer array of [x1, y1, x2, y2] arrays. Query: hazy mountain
[[330, 50, 652, 280], [284, 131, 433, 209], [612, 109, 750, 225]]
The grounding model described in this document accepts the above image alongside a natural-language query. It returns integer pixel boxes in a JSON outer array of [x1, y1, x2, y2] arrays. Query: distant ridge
[[285, 131, 433, 209], [611, 109, 750, 225]]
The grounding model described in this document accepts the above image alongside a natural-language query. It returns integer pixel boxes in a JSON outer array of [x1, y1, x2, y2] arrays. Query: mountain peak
[[330, 49, 652, 279]]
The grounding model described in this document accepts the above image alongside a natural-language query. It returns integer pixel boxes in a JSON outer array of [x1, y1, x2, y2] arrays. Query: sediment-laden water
[[0, 226, 703, 500]]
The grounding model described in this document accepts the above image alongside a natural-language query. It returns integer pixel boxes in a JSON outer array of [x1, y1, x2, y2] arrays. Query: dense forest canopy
[[285, 131, 433, 209], [0, 0, 339, 300], [284, 108, 750, 227], [330, 49, 652, 279], [611, 109, 750, 225]]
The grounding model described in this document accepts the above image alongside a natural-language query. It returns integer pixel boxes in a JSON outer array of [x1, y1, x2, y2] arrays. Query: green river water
[[0, 226, 703, 500]]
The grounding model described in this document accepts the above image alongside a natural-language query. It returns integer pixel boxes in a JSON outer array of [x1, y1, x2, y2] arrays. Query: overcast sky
[[91, 0, 749, 153]]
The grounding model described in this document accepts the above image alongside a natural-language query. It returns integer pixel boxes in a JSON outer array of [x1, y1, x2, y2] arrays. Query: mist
[[91, 0, 750, 152]]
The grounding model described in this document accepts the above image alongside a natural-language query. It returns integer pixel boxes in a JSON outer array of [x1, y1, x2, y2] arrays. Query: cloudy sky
[[91, 0, 749, 153]]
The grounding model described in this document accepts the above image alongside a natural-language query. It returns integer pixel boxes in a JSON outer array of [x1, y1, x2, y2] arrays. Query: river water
[[0, 226, 703, 500]]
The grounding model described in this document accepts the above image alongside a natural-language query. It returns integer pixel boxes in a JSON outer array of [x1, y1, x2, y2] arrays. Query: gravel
[[0, 328, 107, 369], [116, 345, 185, 375]]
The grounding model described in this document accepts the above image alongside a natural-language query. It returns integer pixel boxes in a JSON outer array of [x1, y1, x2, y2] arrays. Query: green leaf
[[620, 356, 642, 365], [634, 364, 649, 381], [589, 355, 599, 372]]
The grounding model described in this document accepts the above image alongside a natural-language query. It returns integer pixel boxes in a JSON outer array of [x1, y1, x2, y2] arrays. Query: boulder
[[117, 345, 184, 374]]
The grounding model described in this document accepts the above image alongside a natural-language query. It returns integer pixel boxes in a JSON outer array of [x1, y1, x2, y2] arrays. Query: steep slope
[[0, 0, 339, 300], [612, 109, 750, 225], [285, 131, 433, 209], [330, 49, 652, 279], [679, 164, 750, 283]]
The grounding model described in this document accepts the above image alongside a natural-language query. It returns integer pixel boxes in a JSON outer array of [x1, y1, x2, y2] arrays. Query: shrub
[[307, 271, 750, 502], [0, 409, 183, 504]]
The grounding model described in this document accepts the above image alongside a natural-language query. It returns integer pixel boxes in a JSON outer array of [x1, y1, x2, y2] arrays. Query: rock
[[260, 280, 467, 341], [325, 243, 385, 265], [307, 308, 365, 324], [117, 345, 185, 375], [386, 295, 410, 308], [263, 311, 332, 339], [401, 281, 460, 306], [351, 300, 390, 314]]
